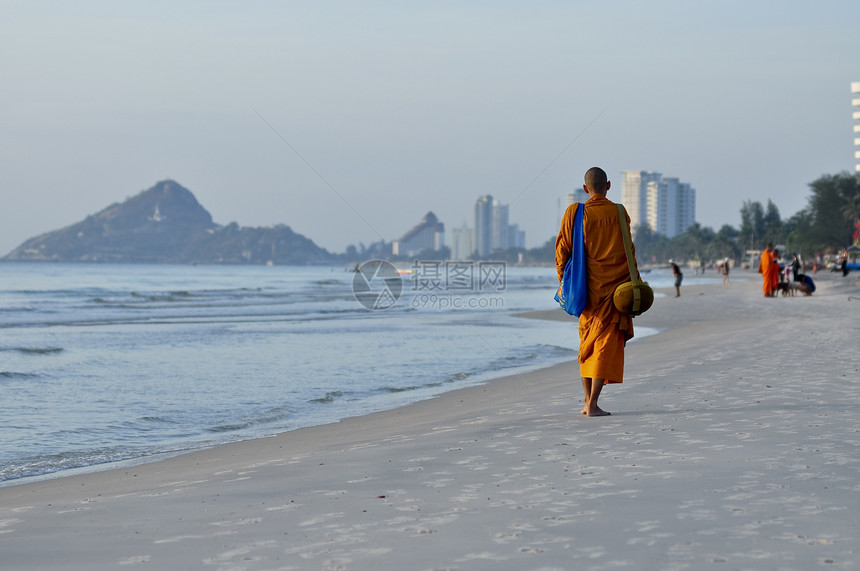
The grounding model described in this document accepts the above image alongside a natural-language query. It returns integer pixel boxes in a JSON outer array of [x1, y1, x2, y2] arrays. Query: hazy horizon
[[2, 1, 858, 256]]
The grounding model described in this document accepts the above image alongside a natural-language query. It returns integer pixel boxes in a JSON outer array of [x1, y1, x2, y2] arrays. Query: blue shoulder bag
[[554, 203, 587, 316]]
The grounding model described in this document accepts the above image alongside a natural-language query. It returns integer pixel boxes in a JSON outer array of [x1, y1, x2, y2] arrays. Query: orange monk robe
[[556, 194, 637, 384], [760, 249, 778, 295], [770, 252, 781, 292]]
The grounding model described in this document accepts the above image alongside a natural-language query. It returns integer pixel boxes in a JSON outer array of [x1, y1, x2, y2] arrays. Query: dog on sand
[[778, 281, 802, 297]]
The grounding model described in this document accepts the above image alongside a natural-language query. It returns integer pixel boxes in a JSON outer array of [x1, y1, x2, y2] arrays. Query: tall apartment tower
[[622, 170, 696, 238], [853, 82, 860, 172], [474, 195, 494, 257], [676, 181, 696, 237], [621, 171, 662, 231], [652, 178, 696, 238], [474, 195, 524, 256], [491, 199, 509, 252]]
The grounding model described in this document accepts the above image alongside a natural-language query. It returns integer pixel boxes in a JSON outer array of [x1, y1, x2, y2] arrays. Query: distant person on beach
[[556, 166, 639, 417], [722, 258, 730, 284], [669, 260, 682, 297], [790, 253, 801, 282], [771, 249, 782, 293], [799, 273, 816, 295], [759, 243, 779, 297]]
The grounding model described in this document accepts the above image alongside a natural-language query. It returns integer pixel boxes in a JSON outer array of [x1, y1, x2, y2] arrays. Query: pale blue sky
[[2, 1, 858, 255]]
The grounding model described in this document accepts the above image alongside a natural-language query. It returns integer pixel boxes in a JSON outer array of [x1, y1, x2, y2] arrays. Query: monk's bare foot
[[587, 406, 611, 417], [580, 407, 587, 415]]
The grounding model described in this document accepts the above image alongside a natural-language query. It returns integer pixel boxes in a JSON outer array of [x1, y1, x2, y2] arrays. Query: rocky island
[[3, 180, 333, 265]]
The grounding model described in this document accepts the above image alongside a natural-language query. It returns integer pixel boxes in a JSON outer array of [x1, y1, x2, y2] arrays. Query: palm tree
[[842, 189, 860, 226], [842, 176, 860, 245]]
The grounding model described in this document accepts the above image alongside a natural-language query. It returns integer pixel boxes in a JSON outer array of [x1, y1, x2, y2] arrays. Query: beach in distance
[[1, 268, 859, 570]]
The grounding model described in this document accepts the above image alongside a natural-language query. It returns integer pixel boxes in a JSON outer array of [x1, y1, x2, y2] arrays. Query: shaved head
[[584, 167, 608, 194]]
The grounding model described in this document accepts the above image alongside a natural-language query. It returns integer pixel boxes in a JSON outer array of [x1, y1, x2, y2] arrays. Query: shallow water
[[0, 262, 697, 483]]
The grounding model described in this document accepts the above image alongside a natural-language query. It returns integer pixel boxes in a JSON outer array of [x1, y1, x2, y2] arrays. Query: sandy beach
[[2, 270, 859, 570]]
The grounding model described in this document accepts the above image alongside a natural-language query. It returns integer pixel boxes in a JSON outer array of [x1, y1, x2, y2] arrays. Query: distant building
[[450, 222, 474, 260], [853, 82, 860, 172], [473, 195, 525, 256], [652, 178, 696, 238], [508, 223, 526, 249], [621, 170, 662, 231], [491, 199, 509, 252], [566, 188, 589, 206], [392, 211, 444, 257], [622, 170, 696, 238], [474, 195, 494, 257]]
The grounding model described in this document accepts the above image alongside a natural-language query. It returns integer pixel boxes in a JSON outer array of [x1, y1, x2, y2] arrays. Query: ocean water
[[0, 262, 700, 484]]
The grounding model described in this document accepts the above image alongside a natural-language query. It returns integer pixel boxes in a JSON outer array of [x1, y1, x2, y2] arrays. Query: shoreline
[[0, 271, 674, 490], [1, 271, 859, 569]]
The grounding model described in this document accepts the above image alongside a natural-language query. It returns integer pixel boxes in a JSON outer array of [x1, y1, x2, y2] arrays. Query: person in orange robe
[[759, 243, 778, 297], [771, 248, 782, 293], [556, 167, 640, 417]]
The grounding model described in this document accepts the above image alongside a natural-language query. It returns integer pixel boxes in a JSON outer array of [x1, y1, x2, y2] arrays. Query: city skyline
[[391, 169, 696, 262], [391, 195, 526, 260], [392, 166, 699, 261]]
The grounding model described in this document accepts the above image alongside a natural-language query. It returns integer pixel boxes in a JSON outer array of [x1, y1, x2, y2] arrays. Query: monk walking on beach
[[556, 167, 639, 417]]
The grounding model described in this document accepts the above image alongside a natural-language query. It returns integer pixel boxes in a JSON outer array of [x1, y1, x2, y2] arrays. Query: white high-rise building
[[450, 222, 474, 260], [621, 171, 662, 231], [853, 82, 860, 172], [650, 178, 697, 238], [622, 170, 696, 238], [474, 195, 494, 257]]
